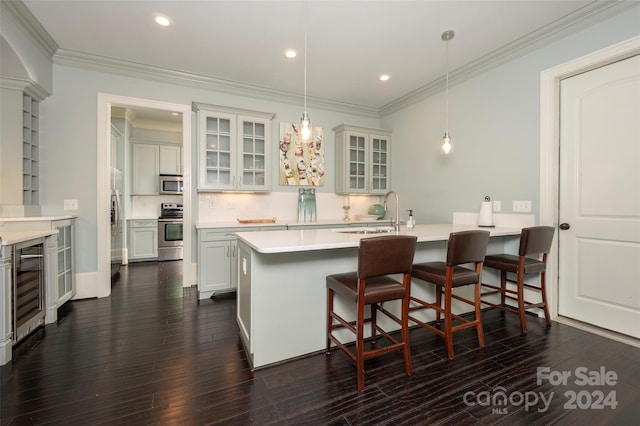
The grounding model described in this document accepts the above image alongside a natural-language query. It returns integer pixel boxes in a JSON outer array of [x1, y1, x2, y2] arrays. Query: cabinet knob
[[559, 223, 571, 230]]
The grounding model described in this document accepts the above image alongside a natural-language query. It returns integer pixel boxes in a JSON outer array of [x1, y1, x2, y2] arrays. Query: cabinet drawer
[[130, 220, 158, 228], [199, 231, 239, 242]]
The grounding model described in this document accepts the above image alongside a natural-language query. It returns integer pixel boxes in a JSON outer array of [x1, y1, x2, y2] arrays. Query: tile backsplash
[[198, 192, 383, 223]]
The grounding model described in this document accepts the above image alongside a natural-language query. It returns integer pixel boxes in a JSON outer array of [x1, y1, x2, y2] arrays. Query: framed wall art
[[279, 122, 324, 186]]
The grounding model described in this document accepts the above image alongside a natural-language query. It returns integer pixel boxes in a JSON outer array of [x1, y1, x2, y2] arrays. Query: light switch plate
[[493, 201, 501, 212], [513, 200, 531, 212], [64, 199, 78, 210]]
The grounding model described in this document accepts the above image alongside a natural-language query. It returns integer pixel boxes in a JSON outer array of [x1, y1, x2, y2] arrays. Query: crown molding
[[0, 76, 29, 91], [11, 0, 635, 119], [2, 0, 58, 57], [53, 49, 380, 119], [0, 76, 49, 99], [380, 0, 638, 116]]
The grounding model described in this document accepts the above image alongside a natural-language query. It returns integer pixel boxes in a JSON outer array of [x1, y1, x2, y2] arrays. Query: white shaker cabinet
[[197, 226, 286, 299], [128, 219, 158, 261], [198, 229, 244, 299], [333, 124, 391, 195], [159, 145, 182, 175], [131, 143, 159, 195], [194, 103, 275, 192]]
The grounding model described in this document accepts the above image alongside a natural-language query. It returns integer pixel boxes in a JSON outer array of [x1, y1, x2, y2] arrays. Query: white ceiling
[[22, 0, 613, 113]]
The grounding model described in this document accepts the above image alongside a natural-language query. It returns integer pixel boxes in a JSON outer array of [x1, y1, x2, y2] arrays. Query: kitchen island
[[235, 224, 522, 369]]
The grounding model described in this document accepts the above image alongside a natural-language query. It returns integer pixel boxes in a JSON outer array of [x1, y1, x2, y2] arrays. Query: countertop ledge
[[1, 230, 58, 246], [236, 223, 522, 254], [196, 218, 390, 229], [0, 215, 77, 222]]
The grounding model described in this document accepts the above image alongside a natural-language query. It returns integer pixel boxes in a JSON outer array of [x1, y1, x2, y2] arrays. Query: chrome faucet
[[384, 190, 400, 231]]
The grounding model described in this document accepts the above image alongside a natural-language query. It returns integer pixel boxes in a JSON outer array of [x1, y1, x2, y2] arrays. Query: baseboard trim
[[555, 316, 640, 348]]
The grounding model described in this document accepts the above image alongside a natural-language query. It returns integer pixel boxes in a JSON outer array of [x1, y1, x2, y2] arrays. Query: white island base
[[236, 224, 522, 369]]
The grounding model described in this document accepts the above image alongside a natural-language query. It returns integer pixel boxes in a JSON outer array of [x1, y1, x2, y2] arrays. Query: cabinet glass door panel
[[243, 170, 265, 186], [65, 270, 72, 293], [238, 118, 269, 190], [59, 274, 65, 298], [205, 116, 234, 186], [206, 153, 218, 168], [370, 135, 390, 193], [348, 135, 367, 191]]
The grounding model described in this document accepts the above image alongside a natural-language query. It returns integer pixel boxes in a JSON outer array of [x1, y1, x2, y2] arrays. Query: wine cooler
[[13, 238, 45, 343]]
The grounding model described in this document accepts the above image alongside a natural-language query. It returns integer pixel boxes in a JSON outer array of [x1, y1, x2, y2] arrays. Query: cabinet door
[[129, 227, 158, 260], [237, 115, 270, 191], [198, 112, 236, 190], [132, 144, 159, 194], [55, 223, 74, 300], [230, 239, 238, 289], [198, 240, 232, 294], [369, 133, 390, 194], [159, 145, 181, 175], [345, 131, 369, 194]]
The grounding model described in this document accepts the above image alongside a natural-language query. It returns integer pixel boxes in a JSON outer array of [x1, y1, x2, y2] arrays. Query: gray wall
[[382, 5, 640, 225]]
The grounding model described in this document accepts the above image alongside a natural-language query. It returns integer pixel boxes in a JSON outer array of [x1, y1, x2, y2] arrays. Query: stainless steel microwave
[[159, 174, 183, 195]]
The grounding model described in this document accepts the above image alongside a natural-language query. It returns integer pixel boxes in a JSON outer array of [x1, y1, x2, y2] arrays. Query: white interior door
[[558, 55, 640, 338]]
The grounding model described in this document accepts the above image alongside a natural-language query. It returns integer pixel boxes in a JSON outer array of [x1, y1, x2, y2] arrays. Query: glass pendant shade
[[300, 112, 311, 141], [441, 132, 453, 154]]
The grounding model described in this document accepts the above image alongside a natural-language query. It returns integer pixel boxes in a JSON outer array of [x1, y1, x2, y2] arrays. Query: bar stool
[[409, 230, 490, 360], [480, 226, 555, 334], [326, 235, 417, 392]]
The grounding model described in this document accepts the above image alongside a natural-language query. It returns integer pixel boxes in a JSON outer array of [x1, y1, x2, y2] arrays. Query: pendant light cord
[[304, 2, 308, 115], [445, 36, 450, 134]]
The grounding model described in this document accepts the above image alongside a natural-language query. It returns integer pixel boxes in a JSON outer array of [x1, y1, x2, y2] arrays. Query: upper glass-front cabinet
[[334, 124, 391, 195], [239, 116, 267, 189], [195, 103, 274, 192], [202, 112, 236, 190]]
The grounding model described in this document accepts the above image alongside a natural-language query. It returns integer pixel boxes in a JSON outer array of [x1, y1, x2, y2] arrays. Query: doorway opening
[[97, 94, 192, 298]]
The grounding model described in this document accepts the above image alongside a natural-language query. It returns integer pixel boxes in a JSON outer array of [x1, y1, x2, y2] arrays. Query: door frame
[[539, 35, 640, 319], [97, 93, 192, 298]]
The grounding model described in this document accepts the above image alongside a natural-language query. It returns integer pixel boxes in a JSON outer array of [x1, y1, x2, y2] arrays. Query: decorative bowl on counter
[[368, 204, 386, 219]]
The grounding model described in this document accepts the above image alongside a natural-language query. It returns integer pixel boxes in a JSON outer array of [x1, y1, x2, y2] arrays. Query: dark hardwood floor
[[1, 261, 638, 425]]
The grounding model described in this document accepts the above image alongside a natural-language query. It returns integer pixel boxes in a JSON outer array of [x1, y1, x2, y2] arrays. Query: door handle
[[559, 223, 571, 230]]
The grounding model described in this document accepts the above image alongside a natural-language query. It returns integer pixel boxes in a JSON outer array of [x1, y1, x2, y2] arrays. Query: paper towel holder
[[478, 195, 495, 228]]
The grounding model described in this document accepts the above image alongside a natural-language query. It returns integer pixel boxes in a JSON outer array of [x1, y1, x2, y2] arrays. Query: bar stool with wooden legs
[[326, 235, 417, 392], [480, 226, 555, 335], [409, 230, 490, 360]]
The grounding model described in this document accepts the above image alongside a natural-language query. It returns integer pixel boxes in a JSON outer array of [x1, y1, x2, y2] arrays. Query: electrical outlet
[[493, 200, 501, 212], [513, 200, 531, 212], [64, 199, 78, 210]]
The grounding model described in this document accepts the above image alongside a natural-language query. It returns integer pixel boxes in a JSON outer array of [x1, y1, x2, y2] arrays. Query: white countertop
[[196, 218, 390, 230], [236, 223, 522, 254], [0, 215, 76, 222], [1, 230, 58, 246]]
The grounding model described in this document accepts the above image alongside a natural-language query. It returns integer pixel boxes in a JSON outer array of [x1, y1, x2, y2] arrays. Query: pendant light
[[299, 2, 312, 142], [441, 29, 454, 155]]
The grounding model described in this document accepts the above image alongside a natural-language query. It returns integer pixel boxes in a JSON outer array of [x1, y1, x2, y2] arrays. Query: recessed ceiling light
[[379, 74, 390, 81], [154, 14, 172, 27], [285, 49, 297, 59]]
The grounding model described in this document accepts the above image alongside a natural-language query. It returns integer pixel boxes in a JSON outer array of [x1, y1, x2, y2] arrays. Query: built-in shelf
[[22, 94, 39, 206]]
